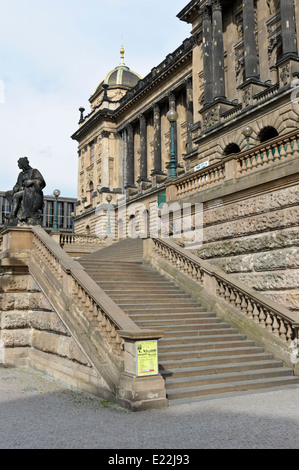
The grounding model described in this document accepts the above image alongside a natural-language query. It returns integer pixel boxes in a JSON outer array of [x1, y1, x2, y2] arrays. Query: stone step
[[158, 346, 266, 362], [124, 307, 214, 314], [163, 325, 239, 339], [159, 352, 276, 370], [95, 281, 175, 288], [103, 287, 182, 294], [158, 339, 256, 354], [117, 301, 201, 309], [88, 275, 165, 282], [81, 260, 144, 265], [129, 312, 216, 321], [159, 333, 248, 346], [78, 239, 299, 403], [166, 376, 299, 401], [105, 288, 186, 295], [107, 293, 191, 300], [162, 327, 239, 337], [136, 320, 230, 329], [160, 359, 285, 380], [165, 367, 293, 390]]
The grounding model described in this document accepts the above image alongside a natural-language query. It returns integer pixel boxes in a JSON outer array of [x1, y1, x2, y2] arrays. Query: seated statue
[[5, 157, 46, 226]]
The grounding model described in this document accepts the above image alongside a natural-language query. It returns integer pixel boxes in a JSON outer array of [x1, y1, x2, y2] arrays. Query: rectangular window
[[44, 201, 54, 228], [57, 202, 64, 229], [1, 198, 11, 220], [65, 203, 74, 230]]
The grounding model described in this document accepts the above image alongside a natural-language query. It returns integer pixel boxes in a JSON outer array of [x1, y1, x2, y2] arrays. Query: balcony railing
[[172, 129, 299, 200]]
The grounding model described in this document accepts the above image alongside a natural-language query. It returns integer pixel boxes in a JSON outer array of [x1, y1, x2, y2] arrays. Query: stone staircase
[[79, 238, 299, 404]]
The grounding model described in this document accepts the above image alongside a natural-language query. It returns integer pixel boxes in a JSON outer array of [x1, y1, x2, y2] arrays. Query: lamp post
[[242, 125, 253, 149], [79, 107, 85, 124], [71, 212, 75, 234], [166, 109, 178, 179], [53, 189, 60, 231], [106, 194, 112, 235]]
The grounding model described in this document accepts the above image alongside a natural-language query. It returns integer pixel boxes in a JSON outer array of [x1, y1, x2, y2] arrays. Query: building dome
[[103, 64, 141, 88], [91, 45, 142, 100]]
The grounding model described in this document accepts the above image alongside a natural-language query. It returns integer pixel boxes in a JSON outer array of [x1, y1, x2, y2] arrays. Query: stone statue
[[5, 157, 46, 226], [267, 0, 279, 15]]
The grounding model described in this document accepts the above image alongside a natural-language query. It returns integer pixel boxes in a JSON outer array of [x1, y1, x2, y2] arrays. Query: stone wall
[[0, 270, 96, 387], [195, 184, 299, 315]]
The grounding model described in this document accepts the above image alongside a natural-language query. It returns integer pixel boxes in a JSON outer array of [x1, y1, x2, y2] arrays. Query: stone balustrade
[[147, 236, 299, 354], [59, 233, 108, 247], [176, 163, 225, 198], [170, 129, 299, 201], [238, 130, 299, 175], [0, 226, 167, 411]]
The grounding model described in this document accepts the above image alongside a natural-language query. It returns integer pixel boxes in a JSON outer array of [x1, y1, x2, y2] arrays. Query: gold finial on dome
[[120, 43, 125, 65]]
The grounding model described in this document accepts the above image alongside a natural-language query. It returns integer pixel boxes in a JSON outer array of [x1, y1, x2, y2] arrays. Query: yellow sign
[[136, 341, 158, 377]]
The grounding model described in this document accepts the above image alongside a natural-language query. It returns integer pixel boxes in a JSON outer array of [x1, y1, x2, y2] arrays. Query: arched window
[[258, 126, 279, 143], [224, 143, 241, 156]]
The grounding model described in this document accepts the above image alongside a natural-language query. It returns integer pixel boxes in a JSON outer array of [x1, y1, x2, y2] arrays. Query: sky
[[0, 0, 191, 199]]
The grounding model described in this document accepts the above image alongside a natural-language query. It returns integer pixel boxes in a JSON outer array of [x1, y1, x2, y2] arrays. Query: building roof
[[90, 45, 142, 100]]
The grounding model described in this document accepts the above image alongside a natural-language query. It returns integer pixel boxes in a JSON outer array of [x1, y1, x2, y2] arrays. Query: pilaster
[[125, 124, 135, 189], [212, 0, 226, 100], [243, 0, 259, 80]]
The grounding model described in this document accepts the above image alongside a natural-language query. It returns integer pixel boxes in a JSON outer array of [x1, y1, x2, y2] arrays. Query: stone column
[[138, 114, 147, 181], [202, 6, 214, 104], [280, 0, 298, 58], [243, 0, 259, 79], [152, 104, 162, 174], [212, 0, 226, 99], [168, 92, 177, 156], [126, 124, 135, 188], [122, 129, 127, 191], [186, 78, 193, 153]]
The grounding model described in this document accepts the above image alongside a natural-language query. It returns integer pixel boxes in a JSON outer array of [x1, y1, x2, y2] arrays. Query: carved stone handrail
[[31, 225, 163, 348], [0, 226, 165, 404], [147, 236, 299, 352], [0, 226, 168, 410]]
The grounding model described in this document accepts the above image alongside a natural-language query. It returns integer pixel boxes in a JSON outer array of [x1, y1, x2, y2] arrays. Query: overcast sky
[[0, 0, 191, 199]]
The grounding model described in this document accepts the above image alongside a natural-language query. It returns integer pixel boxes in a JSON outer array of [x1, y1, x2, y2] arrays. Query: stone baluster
[[292, 136, 299, 157]]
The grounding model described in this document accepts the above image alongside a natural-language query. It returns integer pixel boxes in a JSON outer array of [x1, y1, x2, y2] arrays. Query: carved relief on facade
[[198, 71, 205, 107], [202, 107, 219, 130], [280, 64, 290, 86], [108, 89, 125, 101], [267, 0, 280, 15], [235, 12, 243, 39], [235, 44, 245, 84], [243, 87, 252, 107], [266, 12, 282, 65]]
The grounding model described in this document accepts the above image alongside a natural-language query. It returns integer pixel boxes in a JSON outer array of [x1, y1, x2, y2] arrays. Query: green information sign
[[136, 340, 158, 377]]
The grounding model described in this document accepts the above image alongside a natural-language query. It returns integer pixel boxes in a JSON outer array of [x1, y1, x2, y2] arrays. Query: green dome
[[91, 46, 142, 99], [104, 64, 142, 87]]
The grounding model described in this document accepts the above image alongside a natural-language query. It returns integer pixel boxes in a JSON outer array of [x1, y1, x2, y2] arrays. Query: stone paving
[[0, 366, 298, 450]]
